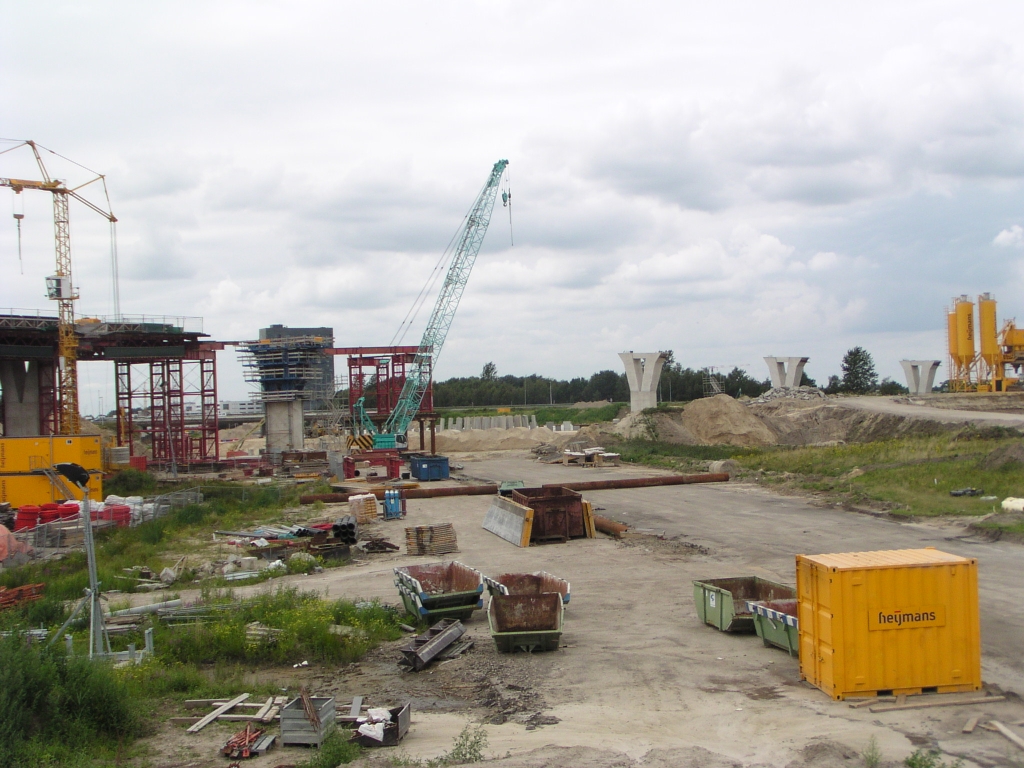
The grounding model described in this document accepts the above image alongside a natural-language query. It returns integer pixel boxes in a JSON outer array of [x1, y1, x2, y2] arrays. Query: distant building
[[184, 400, 264, 417], [259, 324, 335, 410]]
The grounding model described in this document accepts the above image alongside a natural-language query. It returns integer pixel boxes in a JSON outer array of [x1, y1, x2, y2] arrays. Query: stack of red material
[[93, 504, 131, 527], [14, 506, 40, 531], [39, 503, 62, 525], [57, 503, 79, 520]]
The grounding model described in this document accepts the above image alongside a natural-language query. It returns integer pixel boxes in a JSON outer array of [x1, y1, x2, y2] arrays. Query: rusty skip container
[[488, 592, 564, 653], [484, 572, 571, 604], [394, 561, 483, 622], [510, 486, 585, 543], [797, 548, 981, 701]]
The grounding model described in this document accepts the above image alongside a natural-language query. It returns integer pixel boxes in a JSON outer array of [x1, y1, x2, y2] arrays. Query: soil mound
[[750, 398, 952, 445], [981, 442, 1024, 470], [605, 411, 698, 443], [680, 394, 777, 447]]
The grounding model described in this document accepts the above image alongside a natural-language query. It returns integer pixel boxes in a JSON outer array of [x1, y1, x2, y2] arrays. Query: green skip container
[[692, 576, 795, 633], [747, 599, 799, 656]]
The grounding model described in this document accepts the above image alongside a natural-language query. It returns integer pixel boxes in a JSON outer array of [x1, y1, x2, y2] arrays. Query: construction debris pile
[[750, 386, 827, 404]]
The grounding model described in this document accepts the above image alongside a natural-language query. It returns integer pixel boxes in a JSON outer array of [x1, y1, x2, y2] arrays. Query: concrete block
[[900, 360, 941, 395], [562, 421, 575, 432], [763, 356, 809, 388], [513, 415, 523, 428], [530, 415, 538, 429]]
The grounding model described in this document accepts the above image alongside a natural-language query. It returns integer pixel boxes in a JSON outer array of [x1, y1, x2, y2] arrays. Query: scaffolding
[[346, 348, 433, 423], [115, 354, 218, 467], [240, 336, 326, 402]]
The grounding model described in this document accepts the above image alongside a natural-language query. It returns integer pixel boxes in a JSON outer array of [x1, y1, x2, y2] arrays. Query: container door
[[798, 560, 835, 693]]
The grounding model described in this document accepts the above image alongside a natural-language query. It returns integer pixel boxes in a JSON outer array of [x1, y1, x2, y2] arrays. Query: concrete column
[[530, 415, 538, 429], [619, 352, 669, 412], [265, 400, 304, 453], [763, 357, 809, 388], [0, 360, 41, 436], [513, 415, 523, 428], [900, 360, 941, 395]]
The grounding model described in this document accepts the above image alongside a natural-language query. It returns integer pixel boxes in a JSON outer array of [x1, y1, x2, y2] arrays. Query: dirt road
[[148, 455, 1024, 768], [840, 396, 1024, 427]]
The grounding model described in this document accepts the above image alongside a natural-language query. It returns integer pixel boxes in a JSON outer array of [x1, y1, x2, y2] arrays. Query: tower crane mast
[[1, 140, 118, 435], [356, 159, 509, 448]]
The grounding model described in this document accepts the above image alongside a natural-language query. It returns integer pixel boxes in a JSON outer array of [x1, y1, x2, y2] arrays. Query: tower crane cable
[[0, 140, 118, 434]]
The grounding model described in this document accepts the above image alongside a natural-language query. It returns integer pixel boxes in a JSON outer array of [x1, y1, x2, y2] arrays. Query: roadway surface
[[463, 454, 1024, 695], [840, 396, 1024, 427]]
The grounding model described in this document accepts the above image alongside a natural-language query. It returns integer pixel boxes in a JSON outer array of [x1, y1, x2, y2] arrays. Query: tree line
[[429, 347, 907, 408]]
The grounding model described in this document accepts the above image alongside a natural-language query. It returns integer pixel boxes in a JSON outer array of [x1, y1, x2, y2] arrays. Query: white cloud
[[2, 1, 1021, 401], [994, 225, 1024, 247]]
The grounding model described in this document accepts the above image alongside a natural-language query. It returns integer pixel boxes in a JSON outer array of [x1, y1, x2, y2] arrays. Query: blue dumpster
[[409, 454, 450, 481]]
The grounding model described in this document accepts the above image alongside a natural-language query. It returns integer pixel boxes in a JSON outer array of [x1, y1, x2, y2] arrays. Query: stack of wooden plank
[[0, 583, 45, 611], [404, 523, 458, 556], [175, 694, 289, 730]]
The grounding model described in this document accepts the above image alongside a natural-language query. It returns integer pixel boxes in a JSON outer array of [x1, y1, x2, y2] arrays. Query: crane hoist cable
[[0, 139, 118, 435], [357, 159, 509, 446]]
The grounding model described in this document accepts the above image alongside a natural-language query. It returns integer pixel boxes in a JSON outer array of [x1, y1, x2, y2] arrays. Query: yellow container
[[978, 293, 999, 362], [0, 436, 103, 507], [946, 311, 959, 360], [796, 548, 981, 700], [0, 436, 102, 473], [0, 473, 101, 507]]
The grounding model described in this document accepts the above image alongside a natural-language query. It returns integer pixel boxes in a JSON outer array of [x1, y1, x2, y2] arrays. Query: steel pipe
[[300, 484, 499, 505], [542, 473, 729, 492]]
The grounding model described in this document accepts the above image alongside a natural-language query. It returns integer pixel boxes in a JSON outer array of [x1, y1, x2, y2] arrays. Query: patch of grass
[[734, 434, 983, 477], [0, 637, 142, 768], [849, 458, 1024, 516], [388, 722, 490, 766], [904, 749, 964, 768], [297, 727, 362, 768], [155, 587, 404, 665], [618, 439, 750, 465], [103, 468, 157, 496]]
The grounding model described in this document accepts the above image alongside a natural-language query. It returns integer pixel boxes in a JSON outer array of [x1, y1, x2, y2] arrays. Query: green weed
[[0, 637, 141, 768], [155, 587, 403, 665], [904, 749, 964, 768], [862, 736, 882, 768], [296, 727, 361, 768]]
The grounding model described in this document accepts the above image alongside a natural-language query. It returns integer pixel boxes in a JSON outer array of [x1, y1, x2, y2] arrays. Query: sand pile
[[680, 394, 777, 447], [434, 426, 578, 452], [602, 396, 776, 447]]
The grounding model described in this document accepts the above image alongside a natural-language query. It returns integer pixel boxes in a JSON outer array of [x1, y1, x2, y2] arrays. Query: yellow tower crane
[[1, 140, 118, 434]]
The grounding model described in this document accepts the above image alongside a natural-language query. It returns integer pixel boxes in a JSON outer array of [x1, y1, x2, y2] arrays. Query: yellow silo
[[978, 293, 998, 363], [947, 309, 959, 361], [956, 297, 975, 367]]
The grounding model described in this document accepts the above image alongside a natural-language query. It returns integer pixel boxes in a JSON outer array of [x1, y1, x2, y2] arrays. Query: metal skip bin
[[484, 572, 571, 605], [693, 577, 796, 633], [488, 592, 564, 653], [796, 548, 982, 700], [394, 561, 484, 622], [747, 599, 799, 656]]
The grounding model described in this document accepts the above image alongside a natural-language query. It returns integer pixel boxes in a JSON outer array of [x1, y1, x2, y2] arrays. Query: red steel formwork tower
[[115, 351, 218, 466], [340, 346, 433, 423]]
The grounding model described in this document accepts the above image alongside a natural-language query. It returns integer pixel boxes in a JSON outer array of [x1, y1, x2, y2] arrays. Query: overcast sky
[[4, 2, 1024, 410]]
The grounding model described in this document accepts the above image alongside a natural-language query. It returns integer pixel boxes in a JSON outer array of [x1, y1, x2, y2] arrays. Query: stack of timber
[[404, 523, 459, 556]]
